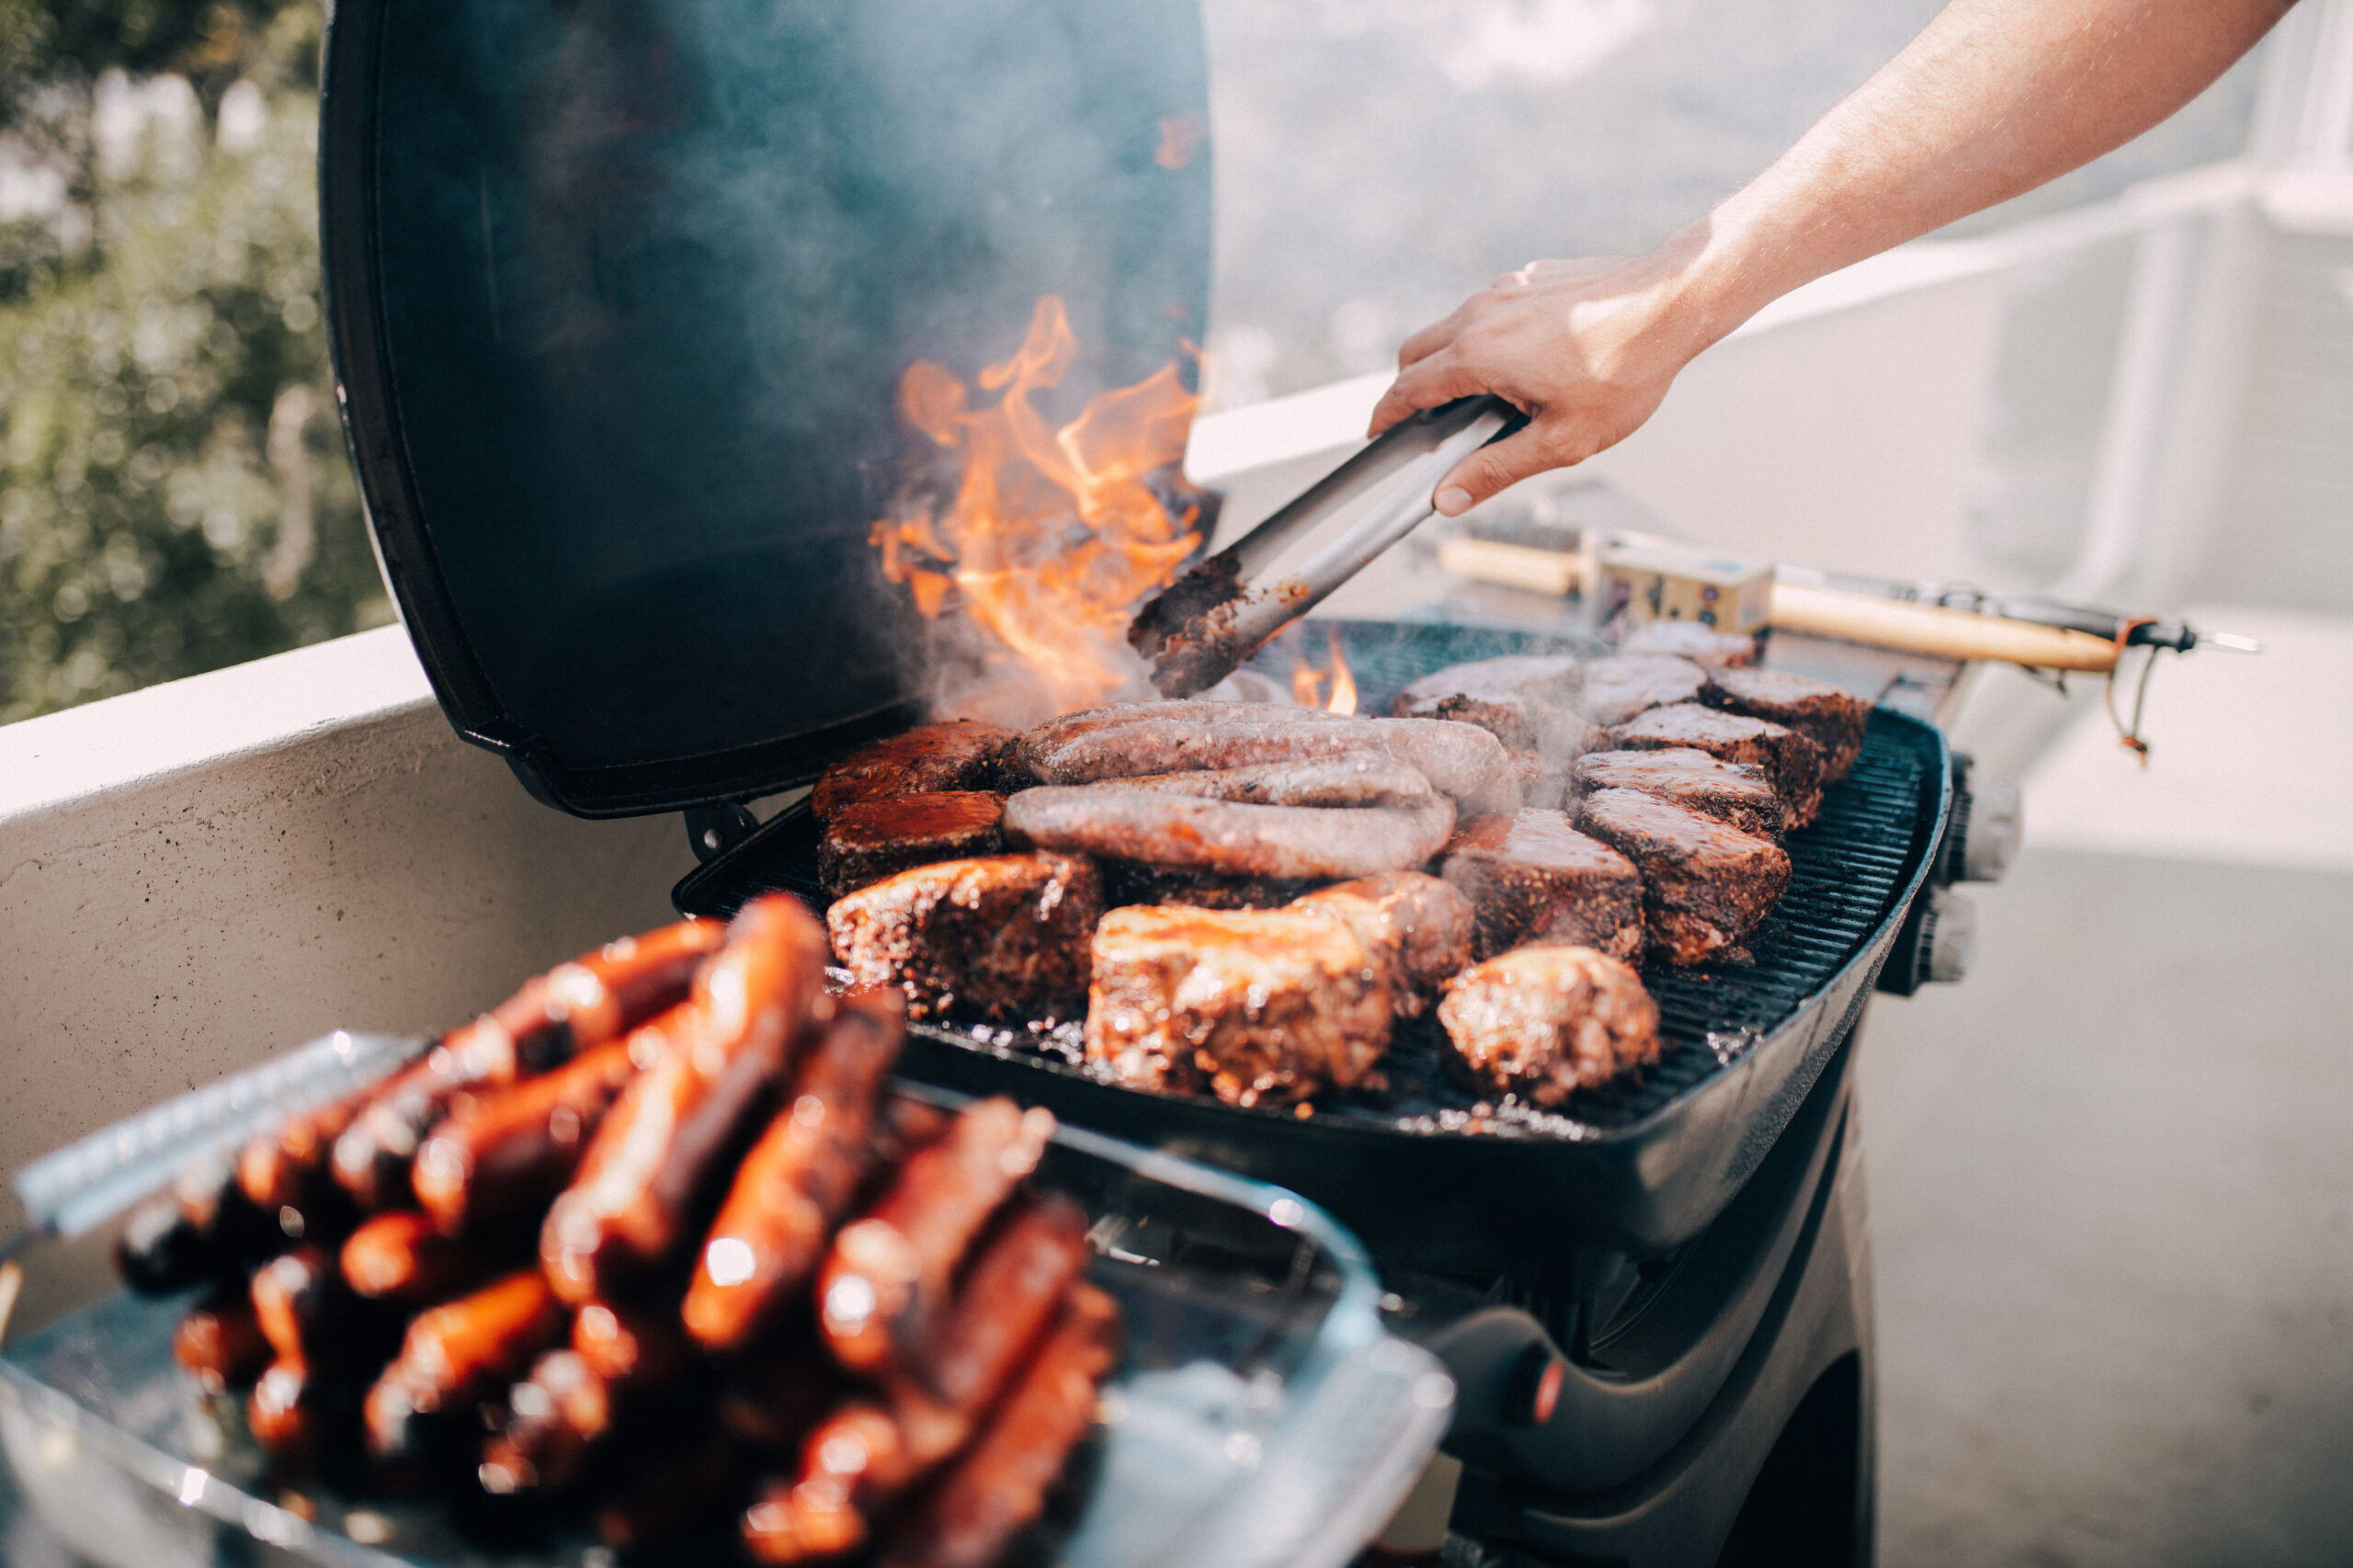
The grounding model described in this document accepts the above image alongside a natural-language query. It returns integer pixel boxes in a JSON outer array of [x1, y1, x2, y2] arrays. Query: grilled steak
[[1574, 655, 1707, 727], [1390, 654, 1595, 756], [1572, 748, 1783, 836], [1608, 702, 1826, 826], [812, 722, 1017, 822], [1439, 810, 1646, 962], [1100, 863, 1320, 911], [1114, 752, 1437, 807], [817, 792, 1006, 898], [1574, 788, 1790, 964], [1002, 786, 1456, 881], [1291, 872, 1477, 1019], [1509, 747, 1575, 811], [1086, 906, 1391, 1108], [1438, 945, 1661, 1106], [1701, 665, 1870, 782], [1618, 620, 1757, 667], [826, 853, 1101, 1023]]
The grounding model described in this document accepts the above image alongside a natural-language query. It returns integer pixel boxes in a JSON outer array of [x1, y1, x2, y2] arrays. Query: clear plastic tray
[[0, 1042, 1452, 1568]]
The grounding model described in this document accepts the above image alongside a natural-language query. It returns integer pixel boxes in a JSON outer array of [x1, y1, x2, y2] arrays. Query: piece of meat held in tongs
[[1609, 702, 1828, 827], [813, 1097, 1055, 1376], [1701, 665, 1871, 784], [1440, 810, 1647, 962], [826, 853, 1102, 1024], [741, 1195, 1092, 1563], [819, 792, 1008, 899], [874, 1284, 1123, 1568], [812, 721, 1020, 823], [1391, 653, 1596, 756], [1439, 946, 1662, 1107], [683, 988, 904, 1351], [1575, 788, 1792, 965], [1573, 747, 1785, 837], [364, 1270, 567, 1474], [540, 896, 829, 1305], [1086, 905, 1392, 1106], [325, 917, 728, 1212], [1290, 872, 1477, 1019]]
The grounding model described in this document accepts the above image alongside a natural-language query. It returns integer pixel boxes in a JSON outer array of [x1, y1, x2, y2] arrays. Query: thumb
[[1431, 424, 1561, 517]]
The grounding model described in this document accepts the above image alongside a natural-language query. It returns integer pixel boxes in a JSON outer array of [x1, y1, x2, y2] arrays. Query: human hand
[[1366, 244, 1722, 517]]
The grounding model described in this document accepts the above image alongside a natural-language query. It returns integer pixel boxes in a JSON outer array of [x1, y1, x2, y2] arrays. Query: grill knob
[[1920, 886, 1977, 983], [1953, 777, 2022, 882]]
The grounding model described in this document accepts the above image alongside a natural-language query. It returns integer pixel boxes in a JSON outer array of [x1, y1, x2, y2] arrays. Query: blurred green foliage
[[0, 0, 391, 724]]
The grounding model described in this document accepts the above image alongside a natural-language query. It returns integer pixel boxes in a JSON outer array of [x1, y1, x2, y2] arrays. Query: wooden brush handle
[[1768, 584, 2119, 671]]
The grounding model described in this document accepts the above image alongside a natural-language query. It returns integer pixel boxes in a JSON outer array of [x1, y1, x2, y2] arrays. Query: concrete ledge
[[0, 628, 695, 1228]]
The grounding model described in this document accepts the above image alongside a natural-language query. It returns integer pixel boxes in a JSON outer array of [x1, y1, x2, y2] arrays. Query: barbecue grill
[[287, 0, 2007, 1559]]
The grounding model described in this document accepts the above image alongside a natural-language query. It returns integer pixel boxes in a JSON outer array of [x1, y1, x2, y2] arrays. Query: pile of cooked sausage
[[117, 895, 1118, 1567], [821, 629, 1870, 1112]]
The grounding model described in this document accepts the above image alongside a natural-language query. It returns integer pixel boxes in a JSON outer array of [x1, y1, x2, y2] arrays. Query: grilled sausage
[[571, 1297, 698, 1385], [1021, 710, 1516, 812], [172, 1282, 271, 1393], [813, 1098, 1053, 1375], [541, 897, 830, 1305], [237, 1098, 362, 1242], [250, 1245, 394, 1375], [912, 1193, 1090, 1415], [118, 1194, 220, 1294], [338, 1210, 495, 1303], [1004, 786, 1456, 881], [332, 919, 724, 1210], [741, 1403, 902, 1563], [247, 1359, 343, 1465], [683, 990, 904, 1350], [365, 1270, 565, 1466], [411, 1031, 645, 1237], [480, 1349, 610, 1494], [873, 1285, 1121, 1568], [1113, 753, 1438, 807]]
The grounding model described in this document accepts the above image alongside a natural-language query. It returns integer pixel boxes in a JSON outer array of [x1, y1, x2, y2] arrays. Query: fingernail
[[1436, 486, 1472, 517]]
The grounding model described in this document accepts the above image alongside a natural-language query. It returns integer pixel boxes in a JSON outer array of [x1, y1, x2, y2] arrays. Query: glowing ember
[[1289, 625, 1358, 714], [870, 296, 1204, 714]]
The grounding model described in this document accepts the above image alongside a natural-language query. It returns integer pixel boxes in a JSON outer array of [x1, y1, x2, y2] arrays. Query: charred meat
[[1574, 787, 1791, 964], [1290, 871, 1478, 1019], [827, 852, 1102, 1024], [1701, 665, 1870, 782], [1440, 810, 1647, 962], [818, 791, 1008, 899], [1086, 905, 1391, 1107], [812, 722, 1018, 823], [1098, 861, 1322, 911], [1617, 620, 1757, 666], [1004, 785, 1455, 881], [1608, 702, 1827, 826], [1573, 655, 1707, 727], [1438, 945, 1661, 1106], [1390, 654, 1595, 756], [1572, 747, 1784, 837]]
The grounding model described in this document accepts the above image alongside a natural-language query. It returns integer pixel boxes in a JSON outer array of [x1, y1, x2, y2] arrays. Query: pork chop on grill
[[1438, 945, 1661, 1107], [1617, 621, 1758, 667], [1573, 655, 1707, 727], [826, 853, 1100, 1023], [1574, 787, 1790, 964], [1441, 810, 1646, 962], [812, 722, 1017, 823], [1390, 654, 1596, 756], [1701, 665, 1870, 782], [1290, 872, 1477, 1018], [1571, 748, 1783, 837], [1002, 786, 1456, 881], [1508, 747, 1575, 811], [817, 791, 1006, 898], [1085, 905, 1391, 1108], [1608, 703, 1827, 826], [1100, 863, 1321, 911]]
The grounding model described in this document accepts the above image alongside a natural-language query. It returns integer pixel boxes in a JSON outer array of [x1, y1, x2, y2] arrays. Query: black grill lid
[[322, 0, 1212, 816]]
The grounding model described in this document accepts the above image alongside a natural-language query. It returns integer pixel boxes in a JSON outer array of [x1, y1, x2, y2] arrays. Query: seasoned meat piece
[[1391, 654, 1596, 756], [1086, 905, 1392, 1107], [1003, 786, 1455, 881], [1100, 862, 1319, 911], [1574, 788, 1791, 964], [1608, 703, 1825, 825], [826, 853, 1101, 1023], [812, 722, 1017, 822], [1438, 946, 1661, 1106], [1508, 747, 1574, 811], [818, 792, 1007, 899], [1572, 747, 1783, 836], [1574, 655, 1707, 726], [1291, 872, 1476, 1018], [1439, 811, 1646, 962], [1702, 665, 1870, 782], [1116, 752, 1437, 807], [1618, 620, 1757, 666]]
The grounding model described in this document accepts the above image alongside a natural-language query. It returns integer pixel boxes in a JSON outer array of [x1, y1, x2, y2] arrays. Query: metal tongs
[[1129, 394, 1521, 695]]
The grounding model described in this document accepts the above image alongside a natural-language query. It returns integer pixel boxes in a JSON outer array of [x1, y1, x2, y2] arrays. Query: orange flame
[[870, 296, 1203, 713], [1290, 625, 1358, 714]]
